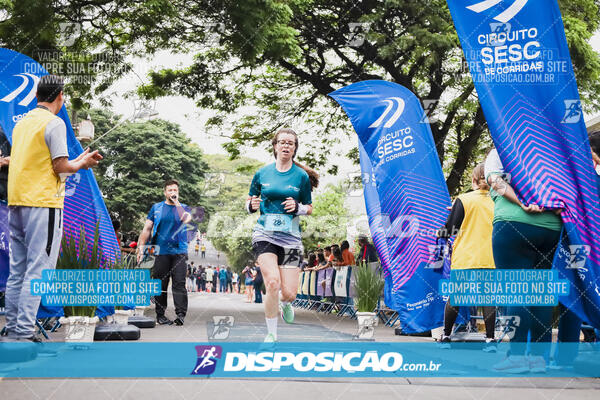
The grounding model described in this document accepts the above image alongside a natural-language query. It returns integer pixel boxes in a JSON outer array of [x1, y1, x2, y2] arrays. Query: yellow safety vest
[[8, 107, 65, 208], [450, 189, 495, 269]]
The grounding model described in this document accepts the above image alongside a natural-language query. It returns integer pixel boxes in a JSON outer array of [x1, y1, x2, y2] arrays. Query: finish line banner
[[0, 342, 597, 378], [446, 0, 600, 328], [329, 81, 451, 333]]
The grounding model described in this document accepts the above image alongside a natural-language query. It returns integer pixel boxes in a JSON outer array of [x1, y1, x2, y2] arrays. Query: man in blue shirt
[[137, 179, 192, 325]]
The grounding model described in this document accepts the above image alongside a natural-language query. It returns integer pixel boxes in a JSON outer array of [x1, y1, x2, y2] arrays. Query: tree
[[301, 184, 351, 251], [89, 109, 208, 234], [126, 0, 600, 194], [199, 153, 263, 232], [3, 1, 599, 194]]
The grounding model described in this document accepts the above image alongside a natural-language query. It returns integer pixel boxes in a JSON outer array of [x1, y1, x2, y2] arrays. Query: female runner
[[246, 128, 319, 342]]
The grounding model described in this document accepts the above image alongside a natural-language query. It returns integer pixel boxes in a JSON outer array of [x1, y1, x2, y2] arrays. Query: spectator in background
[[253, 263, 264, 304], [232, 270, 239, 293], [340, 240, 355, 266], [205, 265, 214, 293], [197, 265, 205, 292], [212, 265, 218, 293], [331, 246, 344, 266], [219, 266, 228, 293], [242, 265, 254, 302], [357, 235, 378, 264], [227, 267, 233, 293], [324, 246, 332, 263], [486, 148, 562, 374]]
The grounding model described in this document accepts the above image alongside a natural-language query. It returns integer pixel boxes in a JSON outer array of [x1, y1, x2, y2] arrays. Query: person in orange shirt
[[340, 240, 355, 266]]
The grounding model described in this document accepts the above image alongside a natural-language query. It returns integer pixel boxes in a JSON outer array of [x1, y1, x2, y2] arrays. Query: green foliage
[[353, 263, 385, 313], [202, 154, 262, 270], [3, 1, 600, 193], [206, 212, 257, 272], [88, 109, 208, 235], [301, 184, 350, 250], [56, 222, 103, 317]]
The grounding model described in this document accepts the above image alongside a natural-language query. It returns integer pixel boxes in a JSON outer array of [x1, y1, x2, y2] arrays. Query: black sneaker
[[437, 335, 451, 349], [157, 315, 173, 325], [174, 315, 185, 326]]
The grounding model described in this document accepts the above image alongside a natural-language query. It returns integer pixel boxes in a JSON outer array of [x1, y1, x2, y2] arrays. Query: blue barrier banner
[[446, 0, 600, 328], [0, 342, 597, 377], [0, 48, 119, 317], [329, 81, 451, 333]]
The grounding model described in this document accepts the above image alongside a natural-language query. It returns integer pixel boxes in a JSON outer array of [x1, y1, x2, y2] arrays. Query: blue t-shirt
[[219, 268, 228, 281], [249, 163, 312, 241], [147, 202, 190, 255]]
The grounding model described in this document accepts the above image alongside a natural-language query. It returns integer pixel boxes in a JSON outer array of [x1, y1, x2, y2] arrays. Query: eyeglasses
[[277, 140, 295, 147]]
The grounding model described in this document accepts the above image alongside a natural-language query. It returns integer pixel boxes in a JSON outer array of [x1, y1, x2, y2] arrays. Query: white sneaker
[[528, 355, 547, 373], [264, 333, 277, 343], [492, 355, 529, 374]]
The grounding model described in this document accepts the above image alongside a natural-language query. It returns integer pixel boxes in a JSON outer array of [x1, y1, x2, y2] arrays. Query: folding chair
[[36, 304, 64, 339]]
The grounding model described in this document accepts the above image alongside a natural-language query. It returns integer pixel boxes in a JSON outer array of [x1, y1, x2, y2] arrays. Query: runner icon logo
[[488, 22, 511, 46], [567, 245, 590, 270], [209, 316, 234, 340], [191, 345, 223, 375], [466, 0, 529, 24], [562, 100, 582, 124], [420, 99, 439, 123]]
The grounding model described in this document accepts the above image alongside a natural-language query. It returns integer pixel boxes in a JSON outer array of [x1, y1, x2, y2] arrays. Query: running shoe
[[437, 335, 451, 349], [264, 333, 277, 343], [280, 302, 295, 324], [157, 315, 173, 325], [482, 338, 497, 353], [492, 355, 529, 374], [528, 355, 547, 373]]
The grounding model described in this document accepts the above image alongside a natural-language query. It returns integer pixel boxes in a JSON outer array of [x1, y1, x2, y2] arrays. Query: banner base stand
[[394, 328, 431, 337], [128, 315, 156, 328]]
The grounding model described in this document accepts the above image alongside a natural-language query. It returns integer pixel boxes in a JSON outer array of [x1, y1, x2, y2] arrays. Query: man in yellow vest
[[3, 75, 102, 341]]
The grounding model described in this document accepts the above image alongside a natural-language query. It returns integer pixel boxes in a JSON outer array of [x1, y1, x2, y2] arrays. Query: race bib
[[263, 213, 293, 232]]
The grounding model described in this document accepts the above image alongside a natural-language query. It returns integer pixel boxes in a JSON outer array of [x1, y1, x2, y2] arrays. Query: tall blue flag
[[0, 49, 119, 316], [330, 81, 451, 333], [447, 0, 600, 328]]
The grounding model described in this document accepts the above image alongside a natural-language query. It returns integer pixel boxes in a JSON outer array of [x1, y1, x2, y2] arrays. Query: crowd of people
[[303, 236, 378, 272], [185, 263, 240, 294]]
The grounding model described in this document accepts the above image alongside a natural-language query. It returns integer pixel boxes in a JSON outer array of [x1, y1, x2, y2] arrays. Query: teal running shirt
[[249, 162, 312, 246]]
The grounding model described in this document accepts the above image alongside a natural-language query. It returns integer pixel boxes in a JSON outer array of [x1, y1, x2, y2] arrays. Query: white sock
[[280, 301, 289, 308], [266, 317, 278, 337]]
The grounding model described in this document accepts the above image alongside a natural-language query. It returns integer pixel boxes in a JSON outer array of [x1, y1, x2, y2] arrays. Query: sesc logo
[[0, 73, 40, 107], [369, 97, 405, 129], [191, 345, 223, 375], [467, 0, 528, 23]]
